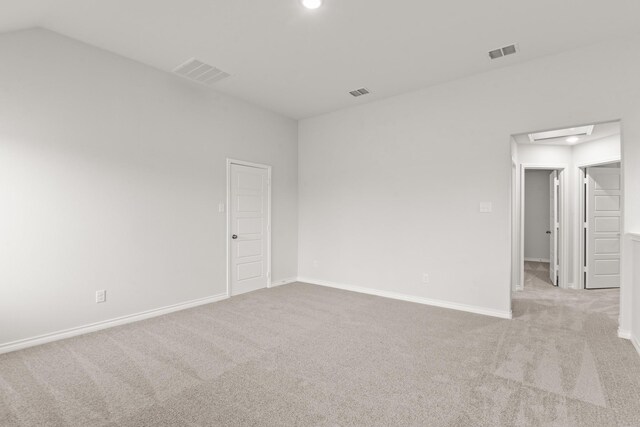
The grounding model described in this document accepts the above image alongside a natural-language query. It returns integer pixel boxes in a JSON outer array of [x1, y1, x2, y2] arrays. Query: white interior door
[[230, 163, 270, 296], [586, 167, 621, 289], [549, 170, 559, 286]]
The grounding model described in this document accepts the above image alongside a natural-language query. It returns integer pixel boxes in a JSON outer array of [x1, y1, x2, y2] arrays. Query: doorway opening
[[226, 159, 272, 297], [510, 120, 623, 327], [517, 166, 567, 291], [523, 168, 562, 290]]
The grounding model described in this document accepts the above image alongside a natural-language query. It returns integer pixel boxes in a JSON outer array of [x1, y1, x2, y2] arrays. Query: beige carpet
[[1, 271, 639, 426]]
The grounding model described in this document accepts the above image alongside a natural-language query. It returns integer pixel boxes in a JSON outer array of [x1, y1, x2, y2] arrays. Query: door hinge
[[583, 222, 588, 229], [267, 271, 271, 278], [555, 178, 559, 186]]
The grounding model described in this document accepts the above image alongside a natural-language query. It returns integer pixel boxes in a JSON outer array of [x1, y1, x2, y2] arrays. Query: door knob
[[232, 234, 238, 239], [546, 231, 551, 234]]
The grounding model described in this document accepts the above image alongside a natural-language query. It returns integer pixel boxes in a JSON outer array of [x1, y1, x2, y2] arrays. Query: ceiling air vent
[[173, 58, 230, 86], [488, 44, 519, 60], [349, 88, 370, 97]]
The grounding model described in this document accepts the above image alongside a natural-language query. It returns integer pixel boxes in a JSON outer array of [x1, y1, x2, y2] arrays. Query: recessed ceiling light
[[566, 136, 580, 143], [301, 0, 322, 9]]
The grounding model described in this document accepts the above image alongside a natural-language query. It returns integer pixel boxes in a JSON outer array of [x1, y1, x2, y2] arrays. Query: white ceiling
[[513, 121, 621, 146], [2, 1, 640, 119]]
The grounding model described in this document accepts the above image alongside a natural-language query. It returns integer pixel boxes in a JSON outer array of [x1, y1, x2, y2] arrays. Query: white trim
[[578, 166, 587, 290], [0, 293, 228, 355], [618, 329, 632, 340], [270, 277, 297, 287], [299, 277, 513, 320], [510, 160, 519, 295], [575, 157, 621, 169], [621, 329, 640, 357], [524, 257, 550, 263], [226, 158, 272, 298]]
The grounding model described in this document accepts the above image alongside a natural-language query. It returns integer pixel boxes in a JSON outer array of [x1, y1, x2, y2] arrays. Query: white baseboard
[[618, 329, 632, 340], [618, 329, 640, 356], [633, 334, 640, 357], [270, 277, 297, 287], [524, 257, 550, 263], [298, 277, 512, 320], [0, 293, 229, 355]]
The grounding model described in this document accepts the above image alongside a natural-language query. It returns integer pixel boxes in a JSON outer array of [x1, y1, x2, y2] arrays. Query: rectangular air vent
[[488, 44, 519, 60], [349, 88, 371, 97], [173, 58, 230, 86]]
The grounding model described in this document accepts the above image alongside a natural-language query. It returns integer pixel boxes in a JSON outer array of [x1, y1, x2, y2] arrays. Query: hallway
[[518, 261, 619, 322]]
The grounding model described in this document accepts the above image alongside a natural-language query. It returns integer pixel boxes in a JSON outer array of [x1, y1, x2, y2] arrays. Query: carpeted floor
[[1, 271, 639, 426]]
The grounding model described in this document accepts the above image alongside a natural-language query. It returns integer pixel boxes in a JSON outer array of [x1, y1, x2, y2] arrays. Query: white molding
[[632, 334, 640, 357], [0, 293, 228, 355], [299, 277, 513, 320], [270, 277, 297, 287], [622, 329, 640, 357], [618, 329, 632, 340], [524, 257, 550, 263], [575, 157, 621, 168]]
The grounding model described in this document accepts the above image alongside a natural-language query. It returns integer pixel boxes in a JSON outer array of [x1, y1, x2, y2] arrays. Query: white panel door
[[586, 167, 621, 289], [549, 171, 559, 286], [230, 163, 269, 296]]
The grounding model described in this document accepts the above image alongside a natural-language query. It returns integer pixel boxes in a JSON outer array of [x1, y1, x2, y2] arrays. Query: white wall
[[0, 29, 299, 347], [573, 134, 621, 167], [298, 34, 640, 321], [524, 170, 551, 261]]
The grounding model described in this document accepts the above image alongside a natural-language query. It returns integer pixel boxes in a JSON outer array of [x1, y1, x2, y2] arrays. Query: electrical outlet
[[422, 273, 430, 284], [96, 290, 106, 303]]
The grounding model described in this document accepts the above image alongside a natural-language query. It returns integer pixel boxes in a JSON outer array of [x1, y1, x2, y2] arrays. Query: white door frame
[[577, 158, 622, 290], [511, 161, 519, 293], [518, 163, 569, 290], [226, 158, 272, 297]]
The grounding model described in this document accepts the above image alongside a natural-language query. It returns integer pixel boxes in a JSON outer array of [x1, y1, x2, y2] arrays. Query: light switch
[[479, 202, 493, 213], [96, 290, 106, 303], [218, 202, 225, 213]]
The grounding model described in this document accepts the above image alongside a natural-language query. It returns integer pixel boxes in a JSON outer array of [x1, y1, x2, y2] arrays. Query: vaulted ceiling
[[2, 0, 640, 119]]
